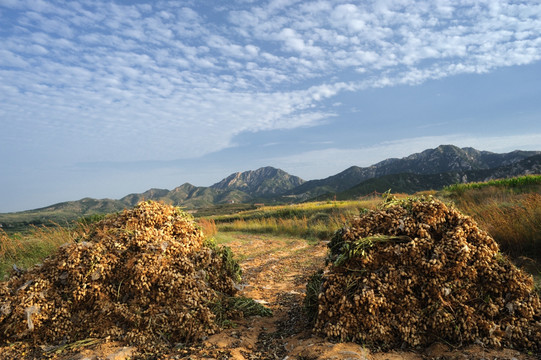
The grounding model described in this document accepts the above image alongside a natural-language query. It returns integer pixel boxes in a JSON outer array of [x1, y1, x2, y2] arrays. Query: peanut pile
[[313, 197, 541, 351], [0, 201, 240, 352]]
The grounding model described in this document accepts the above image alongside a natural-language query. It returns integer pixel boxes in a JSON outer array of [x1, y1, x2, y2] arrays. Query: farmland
[[1, 175, 540, 359]]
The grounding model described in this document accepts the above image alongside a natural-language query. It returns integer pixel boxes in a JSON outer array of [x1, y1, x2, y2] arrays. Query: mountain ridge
[[285, 145, 540, 200], [1, 145, 540, 229], [320, 154, 541, 201], [210, 166, 305, 196]]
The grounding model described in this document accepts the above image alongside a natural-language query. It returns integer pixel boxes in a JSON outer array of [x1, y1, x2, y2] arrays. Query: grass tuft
[[197, 218, 218, 239], [227, 296, 273, 317], [304, 270, 323, 323]]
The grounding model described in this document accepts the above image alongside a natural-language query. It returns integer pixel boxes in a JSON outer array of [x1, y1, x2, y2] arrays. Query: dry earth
[[2, 233, 539, 359]]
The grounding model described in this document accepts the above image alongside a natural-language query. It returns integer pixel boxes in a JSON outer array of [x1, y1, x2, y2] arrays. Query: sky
[[1, 0, 541, 212]]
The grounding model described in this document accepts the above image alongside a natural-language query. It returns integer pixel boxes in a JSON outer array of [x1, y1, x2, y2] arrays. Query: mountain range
[[1, 145, 540, 229], [285, 145, 541, 200]]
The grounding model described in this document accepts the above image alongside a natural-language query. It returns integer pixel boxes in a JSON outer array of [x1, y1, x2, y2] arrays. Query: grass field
[[442, 175, 541, 259], [209, 198, 383, 240], [0, 225, 80, 279], [1, 175, 540, 280]]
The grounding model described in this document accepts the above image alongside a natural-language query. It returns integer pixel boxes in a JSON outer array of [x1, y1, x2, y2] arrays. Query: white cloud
[[1, 0, 541, 167], [0, 49, 29, 67], [230, 0, 541, 84], [277, 27, 324, 57]]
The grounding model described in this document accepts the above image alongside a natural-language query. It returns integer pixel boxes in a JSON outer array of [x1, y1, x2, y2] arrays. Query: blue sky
[[1, 0, 541, 212]]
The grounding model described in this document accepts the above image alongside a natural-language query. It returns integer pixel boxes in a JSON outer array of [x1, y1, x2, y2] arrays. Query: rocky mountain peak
[[210, 166, 305, 196]]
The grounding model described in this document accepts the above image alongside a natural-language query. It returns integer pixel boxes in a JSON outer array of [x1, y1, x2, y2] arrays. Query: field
[[0, 224, 82, 280], [2, 230, 538, 359], [204, 180, 541, 264], [441, 175, 541, 260], [207, 197, 383, 241], [1, 176, 540, 359]]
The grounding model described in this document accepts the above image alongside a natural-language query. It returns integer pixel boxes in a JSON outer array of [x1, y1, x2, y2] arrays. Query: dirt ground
[[2, 233, 539, 359]]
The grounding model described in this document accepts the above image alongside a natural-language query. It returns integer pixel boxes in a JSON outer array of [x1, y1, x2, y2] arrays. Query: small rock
[[105, 346, 135, 360]]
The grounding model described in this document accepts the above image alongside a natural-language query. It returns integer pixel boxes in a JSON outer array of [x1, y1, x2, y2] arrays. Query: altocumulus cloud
[[1, 0, 541, 165]]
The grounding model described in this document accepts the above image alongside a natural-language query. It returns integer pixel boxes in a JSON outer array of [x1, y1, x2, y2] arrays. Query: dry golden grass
[[212, 199, 383, 240], [0, 229, 21, 264], [1, 225, 78, 279], [454, 192, 541, 258], [197, 217, 218, 238], [444, 177, 541, 260], [217, 214, 349, 240]]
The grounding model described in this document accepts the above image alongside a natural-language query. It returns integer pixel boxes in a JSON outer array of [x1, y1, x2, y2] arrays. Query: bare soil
[[2, 232, 539, 359]]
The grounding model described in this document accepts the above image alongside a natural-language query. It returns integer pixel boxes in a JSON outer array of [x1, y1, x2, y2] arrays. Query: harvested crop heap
[[312, 196, 541, 351], [0, 201, 244, 352]]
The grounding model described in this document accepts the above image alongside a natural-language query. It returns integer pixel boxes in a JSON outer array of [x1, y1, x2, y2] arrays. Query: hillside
[[210, 166, 305, 196], [0, 198, 127, 232], [321, 154, 541, 200], [0, 167, 302, 231], [286, 145, 541, 200]]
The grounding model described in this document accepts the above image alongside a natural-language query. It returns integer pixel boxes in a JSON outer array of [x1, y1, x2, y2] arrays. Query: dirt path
[[203, 233, 328, 359]]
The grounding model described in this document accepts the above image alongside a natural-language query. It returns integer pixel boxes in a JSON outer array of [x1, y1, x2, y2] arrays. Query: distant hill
[[325, 154, 541, 200], [285, 145, 541, 200], [210, 166, 305, 196], [0, 167, 304, 231], [1, 146, 540, 231], [0, 198, 127, 232], [89, 167, 304, 211]]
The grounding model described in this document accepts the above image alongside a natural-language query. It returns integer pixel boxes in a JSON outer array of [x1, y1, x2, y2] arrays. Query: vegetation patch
[[304, 270, 323, 323], [212, 200, 380, 240], [442, 175, 541, 259], [0, 225, 79, 280], [227, 296, 273, 317], [444, 174, 541, 194]]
